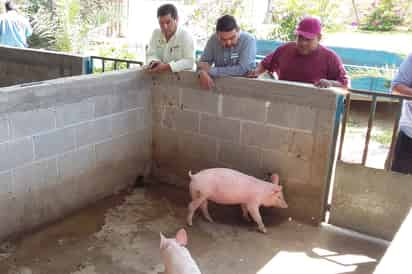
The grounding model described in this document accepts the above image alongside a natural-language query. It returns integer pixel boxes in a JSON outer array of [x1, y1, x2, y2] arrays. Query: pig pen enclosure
[[0, 59, 394, 274]]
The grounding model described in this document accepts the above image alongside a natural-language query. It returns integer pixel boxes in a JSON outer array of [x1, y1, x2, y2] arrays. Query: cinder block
[[222, 95, 266, 122], [310, 133, 333, 188], [56, 100, 94, 128], [113, 88, 138, 112], [277, 191, 322, 225], [178, 132, 217, 161], [111, 134, 130, 162], [34, 127, 76, 159], [136, 108, 150, 131], [152, 85, 180, 107], [262, 149, 311, 182], [95, 139, 115, 168], [94, 95, 113, 117], [242, 122, 290, 152], [261, 149, 289, 179], [163, 107, 199, 133], [181, 88, 218, 114], [76, 117, 112, 147], [153, 126, 179, 165], [152, 106, 164, 126], [0, 171, 12, 198], [126, 130, 151, 160], [9, 109, 56, 138], [200, 114, 240, 143], [59, 145, 95, 181], [112, 110, 138, 137], [316, 109, 335, 135], [165, 153, 218, 182], [90, 164, 120, 198], [289, 131, 314, 161], [218, 141, 261, 176], [137, 129, 152, 160], [0, 117, 10, 142], [136, 89, 151, 108], [294, 105, 317, 132], [267, 102, 316, 132], [0, 137, 34, 172], [114, 78, 138, 94], [267, 101, 297, 129], [14, 158, 58, 195]]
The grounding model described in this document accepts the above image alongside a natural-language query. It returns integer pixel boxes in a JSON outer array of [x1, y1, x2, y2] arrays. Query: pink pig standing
[[187, 168, 288, 233], [160, 228, 202, 274]]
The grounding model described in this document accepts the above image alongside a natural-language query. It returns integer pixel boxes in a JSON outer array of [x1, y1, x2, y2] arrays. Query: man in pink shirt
[[249, 17, 348, 88]]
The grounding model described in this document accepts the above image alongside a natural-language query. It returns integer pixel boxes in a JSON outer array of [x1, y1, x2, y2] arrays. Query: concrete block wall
[[0, 46, 87, 88], [0, 69, 152, 240], [0, 68, 341, 239], [151, 72, 341, 224]]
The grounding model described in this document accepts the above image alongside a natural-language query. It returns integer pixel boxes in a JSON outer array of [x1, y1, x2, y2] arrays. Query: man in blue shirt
[[198, 15, 256, 89], [0, 1, 32, 48], [391, 53, 412, 174]]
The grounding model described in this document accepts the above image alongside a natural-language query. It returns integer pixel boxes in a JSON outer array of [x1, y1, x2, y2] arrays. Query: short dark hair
[[216, 15, 239, 32], [157, 4, 178, 19], [5, 1, 16, 12]]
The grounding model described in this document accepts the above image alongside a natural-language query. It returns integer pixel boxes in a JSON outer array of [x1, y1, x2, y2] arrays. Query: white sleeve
[[146, 30, 161, 64], [168, 30, 195, 72]]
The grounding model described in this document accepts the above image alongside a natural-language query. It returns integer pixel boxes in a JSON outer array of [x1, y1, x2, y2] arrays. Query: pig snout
[[266, 185, 288, 209], [277, 196, 288, 208], [274, 192, 288, 209]]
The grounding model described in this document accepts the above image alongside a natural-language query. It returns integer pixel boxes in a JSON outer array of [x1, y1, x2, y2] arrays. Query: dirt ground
[[0, 181, 387, 274]]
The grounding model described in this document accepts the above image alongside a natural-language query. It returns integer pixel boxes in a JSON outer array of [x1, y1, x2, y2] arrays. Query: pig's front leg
[[200, 200, 214, 223], [241, 204, 251, 222], [247, 204, 267, 233]]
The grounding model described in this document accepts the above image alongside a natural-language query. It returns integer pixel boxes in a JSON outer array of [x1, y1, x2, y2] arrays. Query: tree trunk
[[263, 0, 274, 24], [351, 0, 360, 25]]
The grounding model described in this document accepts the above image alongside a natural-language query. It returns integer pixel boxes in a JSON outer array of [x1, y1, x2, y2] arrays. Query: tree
[[25, 0, 113, 53], [264, 0, 274, 24]]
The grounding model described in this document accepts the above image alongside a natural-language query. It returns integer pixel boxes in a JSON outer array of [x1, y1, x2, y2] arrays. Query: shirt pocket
[[169, 45, 182, 59], [229, 51, 240, 65]]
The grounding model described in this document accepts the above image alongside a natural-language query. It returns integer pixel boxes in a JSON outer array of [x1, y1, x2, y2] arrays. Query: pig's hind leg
[[200, 200, 214, 223], [187, 196, 207, 226]]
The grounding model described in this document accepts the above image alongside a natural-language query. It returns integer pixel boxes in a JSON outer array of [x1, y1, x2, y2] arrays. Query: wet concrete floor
[[0, 182, 387, 274]]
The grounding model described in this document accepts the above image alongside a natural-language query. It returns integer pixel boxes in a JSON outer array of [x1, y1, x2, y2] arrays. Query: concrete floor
[[0, 182, 388, 274]]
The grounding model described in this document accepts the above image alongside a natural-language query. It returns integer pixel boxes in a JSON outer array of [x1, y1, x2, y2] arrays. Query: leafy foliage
[[360, 0, 403, 31], [187, 0, 255, 46], [23, 0, 113, 53], [268, 0, 342, 41]]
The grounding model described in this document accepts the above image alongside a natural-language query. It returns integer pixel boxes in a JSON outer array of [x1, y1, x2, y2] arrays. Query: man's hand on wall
[[148, 63, 171, 73], [314, 79, 332, 88], [197, 62, 211, 72], [199, 70, 214, 90]]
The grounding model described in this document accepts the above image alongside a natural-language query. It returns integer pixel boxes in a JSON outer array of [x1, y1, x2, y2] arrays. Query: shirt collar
[[161, 26, 181, 43]]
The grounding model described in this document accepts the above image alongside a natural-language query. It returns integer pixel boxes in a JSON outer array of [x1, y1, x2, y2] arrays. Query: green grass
[[346, 117, 393, 146], [371, 129, 393, 145]]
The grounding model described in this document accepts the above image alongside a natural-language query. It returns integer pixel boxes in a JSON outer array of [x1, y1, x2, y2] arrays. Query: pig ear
[[175, 228, 188, 246], [160, 232, 167, 249], [271, 174, 279, 184], [271, 174, 279, 185]]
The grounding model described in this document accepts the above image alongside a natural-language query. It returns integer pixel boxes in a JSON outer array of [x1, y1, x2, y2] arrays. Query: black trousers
[[391, 130, 412, 174]]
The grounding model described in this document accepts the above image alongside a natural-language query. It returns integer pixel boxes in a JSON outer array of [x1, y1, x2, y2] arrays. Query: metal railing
[[337, 88, 411, 170], [89, 56, 143, 73]]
